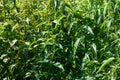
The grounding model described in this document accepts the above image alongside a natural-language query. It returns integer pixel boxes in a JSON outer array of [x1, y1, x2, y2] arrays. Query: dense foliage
[[0, 0, 120, 80]]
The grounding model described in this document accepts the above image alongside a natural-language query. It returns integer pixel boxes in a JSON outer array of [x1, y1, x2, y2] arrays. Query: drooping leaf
[[84, 26, 94, 35], [53, 62, 64, 71], [97, 57, 115, 73]]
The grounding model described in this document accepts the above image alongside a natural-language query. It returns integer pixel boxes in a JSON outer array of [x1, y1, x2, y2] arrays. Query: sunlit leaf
[[68, 22, 74, 35], [107, 19, 112, 28], [53, 20, 59, 24], [92, 43, 97, 55], [53, 62, 64, 71], [84, 26, 94, 35], [26, 18, 30, 25], [74, 38, 81, 54], [97, 57, 115, 73], [9, 39, 17, 47]]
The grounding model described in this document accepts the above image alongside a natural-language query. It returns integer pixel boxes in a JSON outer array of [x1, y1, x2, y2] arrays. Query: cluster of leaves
[[0, 0, 120, 79]]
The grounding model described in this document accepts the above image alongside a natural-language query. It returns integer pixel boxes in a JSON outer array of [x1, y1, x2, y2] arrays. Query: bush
[[0, 0, 120, 79]]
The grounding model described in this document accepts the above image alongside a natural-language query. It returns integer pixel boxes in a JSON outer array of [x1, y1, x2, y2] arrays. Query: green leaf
[[81, 54, 90, 70], [92, 43, 97, 56], [53, 62, 64, 71], [11, 23, 19, 31], [9, 39, 17, 47], [26, 18, 30, 25], [74, 38, 81, 55], [84, 26, 94, 35], [68, 22, 74, 35], [107, 19, 112, 28], [53, 20, 59, 24], [97, 57, 115, 73], [64, 2, 72, 10]]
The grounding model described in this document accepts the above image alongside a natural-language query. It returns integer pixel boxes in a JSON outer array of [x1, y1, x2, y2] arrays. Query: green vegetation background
[[0, 0, 120, 80]]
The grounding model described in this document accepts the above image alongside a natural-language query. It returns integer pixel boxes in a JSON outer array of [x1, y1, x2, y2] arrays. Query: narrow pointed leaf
[[97, 57, 115, 73]]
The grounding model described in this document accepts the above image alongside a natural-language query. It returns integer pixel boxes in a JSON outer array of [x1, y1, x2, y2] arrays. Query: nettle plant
[[0, 0, 120, 80]]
